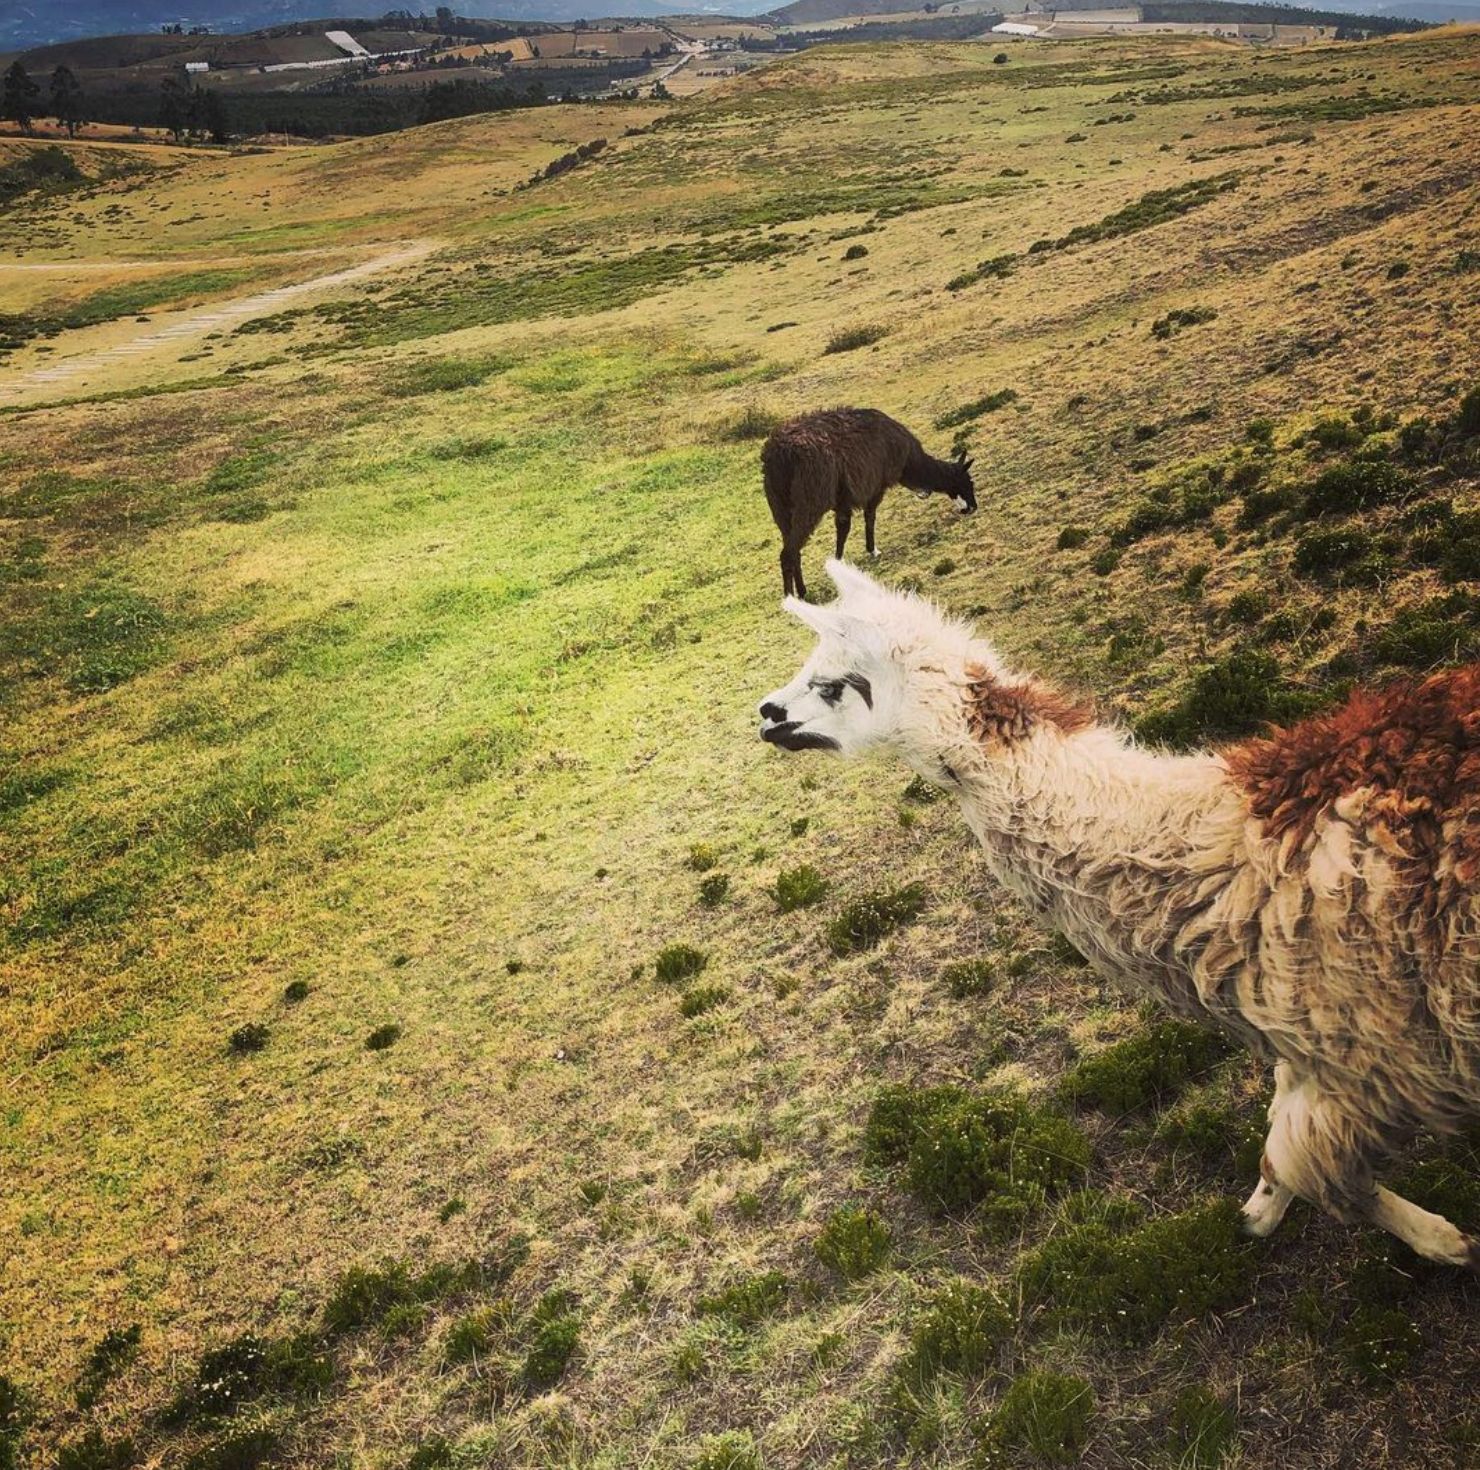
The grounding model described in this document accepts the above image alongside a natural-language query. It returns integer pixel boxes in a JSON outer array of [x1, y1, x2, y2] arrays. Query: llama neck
[[896, 670, 1244, 980], [900, 449, 958, 495]]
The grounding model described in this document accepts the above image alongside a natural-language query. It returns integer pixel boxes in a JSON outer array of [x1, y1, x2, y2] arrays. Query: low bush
[[824, 324, 888, 354], [698, 873, 730, 907], [55, 1430, 137, 1470], [1339, 1304, 1422, 1382], [679, 984, 730, 1018], [865, 1083, 1089, 1222], [1166, 1385, 1237, 1468], [942, 958, 996, 997], [895, 1280, 1012, 1389], [1135, 651, 1325, 747], [1371, 592, 1480, 668], [655, 944, 707, 985], [826, 883, 927, 954], [814, 1204, 893, 1279], [522, 1290, 581, 1389], [1151, 305, 1217, 339], [1292, 526, 1378, 577], [718, 405, 780, 442], [773, 864, 828, 912], [1018, 1197, 1254, 1344], [365, 1023, 402, 1051], [1061, 1021, 1229, 1112], [1056, 525, 1090, 551], [228, 1024, 269, 1055], [698, 1271, 790, 1326], [692, 1431, 762, 1470], [1302, 459, 1410, 515], [935, 389, 1018, 429], [982, 1370, 1094, 1465]]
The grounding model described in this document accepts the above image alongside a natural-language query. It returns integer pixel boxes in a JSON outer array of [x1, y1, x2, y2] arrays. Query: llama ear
[[783, 595, 845, 638], [824, 558, 884, 605]]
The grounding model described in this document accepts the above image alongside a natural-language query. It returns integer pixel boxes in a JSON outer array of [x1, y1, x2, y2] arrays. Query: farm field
[[3, 26, 1480, 1470]]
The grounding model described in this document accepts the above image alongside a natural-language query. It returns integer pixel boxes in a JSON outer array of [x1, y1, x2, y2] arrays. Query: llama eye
[[817, 681, 845, 705]]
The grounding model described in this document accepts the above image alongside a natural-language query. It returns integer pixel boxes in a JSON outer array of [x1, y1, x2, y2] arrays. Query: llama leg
[[864, 498, 881, 559], [1242, 1060, 1297, 1237], [834, 508, 852, 561], [1369, 1187, 1479, 1269], [785, 547, 807, 602], [779, 546, 792, 596]]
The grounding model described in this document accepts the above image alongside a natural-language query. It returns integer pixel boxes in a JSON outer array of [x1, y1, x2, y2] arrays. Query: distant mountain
[[0, 2, 777, 54]]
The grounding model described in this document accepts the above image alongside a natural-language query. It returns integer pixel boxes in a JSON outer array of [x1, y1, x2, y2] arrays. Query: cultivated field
[[2, 28, 1479, 1470]]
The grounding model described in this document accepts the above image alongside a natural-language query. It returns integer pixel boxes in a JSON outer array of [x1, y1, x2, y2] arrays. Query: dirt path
[[1, 241, 436, 399]]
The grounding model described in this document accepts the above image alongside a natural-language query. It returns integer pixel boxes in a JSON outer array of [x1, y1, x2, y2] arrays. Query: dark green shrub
[[698, 873, 730, 907], [698, 1271, 789, 1326], [443, 1304, 509, 1365], [75, 1323, 141, 1408], [679, 984, 730, 1018], [843, 243, 869, 260], [1390, 1155, 1480, 1230], [983, 1370, 1094, 1465], [688, 843, 719, 872], [56, 1430, 138, 1470], [826, 883, 926, 954], [321, 1254, 506, 1334], [1245, 418, 1275, 446], [1167, 1385, 1236, 1468], [1156, 1098, 1264, 1176], [405, 1440, 454, 1470], [655, 944, 707, 985], [1224, 589, 1266, 625], [1302, 460, 1409, 515], [1309, 415, 1364, 451], [1056, 525, 1090, 550], [814, 1205, 893, 1279], [1135, 651, 1323, 748], [935, 389, 1018, 429], [1061, 1021, 1229, 1113], [895, 1280, 1012, 1388], [865, 1083, 1089, 1219], [1339, 1304, 1422, 1382], [902, 774, 943, 804], [163, 1331, 328, 1422], [942, 958, 995, 997], [719, 405, 780, 442], [283, 980, 309, 1003], [1018, 1198, 1254, 1344], [933, 557, 957, 576], [228, 1023, 269, 1055], [1090, 547, 1120, 576], [522, 1290, 582, 1389], [1236, 483, 1297, 527], [1151, 305, 1217, 339], [387, 355, 505, 397], [824, 324, 888, 354], [1292, 527, 1378, 578], [1372, 593, 1480, 668], [365, 1023, 402, 1051]]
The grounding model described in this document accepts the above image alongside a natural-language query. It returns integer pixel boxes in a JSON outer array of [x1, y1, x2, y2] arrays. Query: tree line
[[2, 62, 87, 135]]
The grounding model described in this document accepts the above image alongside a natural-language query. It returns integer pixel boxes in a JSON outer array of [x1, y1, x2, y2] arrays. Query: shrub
[[1090, 547, 1120, 576], [182, 1428, 281, 1470], [387, 355, 505, 397], [688, 843, 719, 872], [1302, 460, 1409, 515], [1308, 415, 1364, 451], [946, 254, 1017, 292], [942, 958, 996, 997], [228, 1023, 269, 1055], [283, 980, 309, 1003], [1061, 1021, 1229, 1112], [1156, 1097, 1264, 1176], [405, 1441, 454, 1470], [814, 1204, 892, 1279], [1224, 589, 1266, 625], [655, 944, 707, 985], [718, 405, 779, 442], [365, 1023, 402, 1051], [1151, 305, 1217, 339], [895, 1281, 1011, 1388], [843, 243, 869, 261], [1135, 651, 1324, 748], [522, 1290, 581, 1389], [826, 883, 927, 954], [933, 557, 957, 577], [443, 1303, 511, 1365], [983, 1370, 1094, 1465], [1340, 1304, 1422, 1382], [1245, 417, 1276, 446], [679, 984, 730, 1018], [865, 1083, 1089, 1220], [698, 873, 730, 907], [698, 1271, 790, 1326], [1167, 1385, 1236, 1468], [824, 324, 888, 355], [1018, 1197, 1254, 1344], [1292, 527, 1377, 577], [935, 389, 1018, 429], [692, 1431, 762, 1470], [1371, 593, 1480, 668], [1236, 483, 1297, 528], [1056, 525, 1090, 550]]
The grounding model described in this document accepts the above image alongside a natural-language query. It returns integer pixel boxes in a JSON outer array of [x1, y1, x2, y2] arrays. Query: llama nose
[[760, 701, 787, 723]]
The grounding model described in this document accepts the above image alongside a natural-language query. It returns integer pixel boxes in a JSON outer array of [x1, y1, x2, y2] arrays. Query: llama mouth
[[760, 721, 839, 752]]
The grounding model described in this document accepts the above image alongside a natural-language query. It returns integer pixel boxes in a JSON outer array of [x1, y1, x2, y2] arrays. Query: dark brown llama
[[761, 407, 976, 599]]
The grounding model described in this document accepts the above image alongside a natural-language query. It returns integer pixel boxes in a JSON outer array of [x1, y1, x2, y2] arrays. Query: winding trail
[[1, 241, 436, 400]]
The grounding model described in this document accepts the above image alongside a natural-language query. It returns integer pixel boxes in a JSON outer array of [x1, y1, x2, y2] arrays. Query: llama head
[[758, 560, 991, 758], [946, 449, 977, 516]]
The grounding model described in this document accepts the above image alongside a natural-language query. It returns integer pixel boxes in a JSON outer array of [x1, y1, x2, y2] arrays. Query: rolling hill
[[2, 23, 1479, 1470]]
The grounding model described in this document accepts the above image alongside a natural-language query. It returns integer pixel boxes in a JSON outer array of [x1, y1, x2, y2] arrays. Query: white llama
[[758, 559, 1480, 1268]]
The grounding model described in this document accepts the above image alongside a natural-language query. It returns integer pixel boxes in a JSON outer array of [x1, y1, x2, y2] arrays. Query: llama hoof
[[869, 550, 880, 560]]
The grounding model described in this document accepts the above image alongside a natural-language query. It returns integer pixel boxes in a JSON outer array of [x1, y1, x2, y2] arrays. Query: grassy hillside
[[2, 28, 1479, 1470]]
